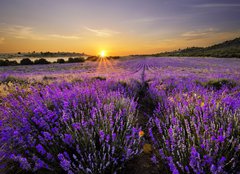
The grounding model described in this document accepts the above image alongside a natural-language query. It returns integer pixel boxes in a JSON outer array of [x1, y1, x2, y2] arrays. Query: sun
[[100, 50, 106, 58]]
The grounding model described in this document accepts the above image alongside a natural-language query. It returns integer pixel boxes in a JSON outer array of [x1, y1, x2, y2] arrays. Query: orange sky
[[0, 0, 240, 56], [0, 31, 239, 56]]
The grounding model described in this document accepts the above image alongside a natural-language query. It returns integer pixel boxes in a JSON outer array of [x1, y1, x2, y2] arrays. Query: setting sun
[[100, 50, 106, 58]]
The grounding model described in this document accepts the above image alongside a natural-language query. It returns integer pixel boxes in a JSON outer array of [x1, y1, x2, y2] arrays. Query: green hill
[[155, 37, 240, 58]]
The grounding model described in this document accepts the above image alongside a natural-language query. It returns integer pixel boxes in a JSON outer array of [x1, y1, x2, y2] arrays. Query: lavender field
[[1, 56, 240, 174]]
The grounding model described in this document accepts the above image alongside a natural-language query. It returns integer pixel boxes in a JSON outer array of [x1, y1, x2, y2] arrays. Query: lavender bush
[[0, 80, 142, 173], [148, 78, 240, 173]]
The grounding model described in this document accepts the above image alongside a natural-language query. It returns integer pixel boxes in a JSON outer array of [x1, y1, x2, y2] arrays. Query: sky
[[0, 0, 239, 56]]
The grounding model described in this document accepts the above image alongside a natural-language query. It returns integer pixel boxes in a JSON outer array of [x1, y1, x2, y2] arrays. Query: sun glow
[[100, 50, 106, 58], [96, 50, 114, 73]]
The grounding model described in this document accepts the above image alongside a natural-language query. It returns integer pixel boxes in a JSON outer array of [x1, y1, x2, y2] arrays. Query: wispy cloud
[[182, 28, 218, 40], [0, 37, 4, 44], [127, 17, 163, 23], [124, 16, 180, 24], [0, 23, 83, 40], [85, 27, 119, 37], [49, 34, 81, 40], [193, 3, 240, 8], [0, 24, 45, 40]]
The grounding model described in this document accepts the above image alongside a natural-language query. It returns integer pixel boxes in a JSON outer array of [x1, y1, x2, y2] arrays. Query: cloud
[[124, 16, 181, 24], [127, 17, 163, 23], [0, 37, 4, 44], [0, 24, 45, 40], [85, 27, 119, 37], [181, 28, 218, 40], [0, 24, 83, 40], [49, 34, 81, 40], [193, 3, 240, 8]]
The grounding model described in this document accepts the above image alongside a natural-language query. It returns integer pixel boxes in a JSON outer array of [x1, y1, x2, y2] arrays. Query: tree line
[[0, 57, 85, 66]]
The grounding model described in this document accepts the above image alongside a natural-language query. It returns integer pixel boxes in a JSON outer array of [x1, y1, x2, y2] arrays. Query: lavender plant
[[148, 78, 240, 173], [0, 80, 142, 173]]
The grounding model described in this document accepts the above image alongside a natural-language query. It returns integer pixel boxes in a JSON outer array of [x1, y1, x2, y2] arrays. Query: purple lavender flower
[[19, 156, 31, 170], [167, 157, 179, 174], [58, 153, 71, 171], [99, 130, 105, 140], [42, 132, 53, 141], [34, 158, 45, 170], [72, 123, 81, 130], [36, 144, 46, 155], [63, 134, 74, 145], [151, 155, 158, 164], [217, 135, 225, 143]]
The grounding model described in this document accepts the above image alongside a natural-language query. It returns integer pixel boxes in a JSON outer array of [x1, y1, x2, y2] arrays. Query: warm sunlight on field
[[1, 0, 240, 173]]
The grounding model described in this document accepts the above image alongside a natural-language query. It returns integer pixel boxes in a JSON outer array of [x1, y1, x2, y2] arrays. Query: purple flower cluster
[[148, 78, 240, 173], [0, 79, 142, 173]]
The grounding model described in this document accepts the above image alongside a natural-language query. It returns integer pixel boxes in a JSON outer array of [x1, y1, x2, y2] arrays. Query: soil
[[125, 153, 160, 174]]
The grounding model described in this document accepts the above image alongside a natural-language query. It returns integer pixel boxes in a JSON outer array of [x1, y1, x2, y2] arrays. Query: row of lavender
[[1, 57, 240, 82], [1, 56, 240, 173], [1, 76, 240, 173]]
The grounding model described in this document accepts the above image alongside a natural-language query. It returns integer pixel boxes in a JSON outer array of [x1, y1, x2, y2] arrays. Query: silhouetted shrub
[[0, 60, 18, 66], [20, 58, 33, 65], [9, 60, 18, 66], [68, 57, 74, 62], [57, 58, 65, 64], [68, 57, 85, 63], [0, 60, 9, 66], [34, 58, 50, 64], [74, 57, 85, 62]]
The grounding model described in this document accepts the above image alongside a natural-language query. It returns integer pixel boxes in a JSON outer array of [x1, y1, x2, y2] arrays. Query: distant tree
[[34, 58, 50, 64], [9, 60, 18, 66], [0, 60, 8, 66], [73, 57, 85, 62], [68, 57, 74, 63], [57, 58, 65, 64], [67, 57, 85, 63], [20, 58, 33, 65], [17, 52, 21, 54]]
